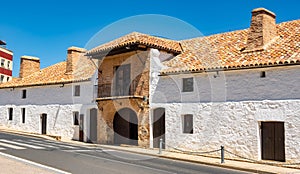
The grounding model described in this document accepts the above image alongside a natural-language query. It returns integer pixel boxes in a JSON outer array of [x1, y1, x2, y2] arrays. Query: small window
[[7, 61, 10, 69], [260, 71, 266, 78], [21, 108, 26, 123], [8, 108, 13, 120], [182, 77, 194, 92], [74, 85, 80, 96], [22, 90, 27, 99], [183, 114, 193, 134], [1, 59, 4, 67], [0, 75, 4, 82], [73, 112, 79, 125], [6, 77, 9, 82]]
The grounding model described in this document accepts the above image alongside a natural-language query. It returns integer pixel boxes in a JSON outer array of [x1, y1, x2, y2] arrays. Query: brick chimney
[[245, 8, 277, 51], [65, 46, 87, 74], [19, 56, 40, 78]]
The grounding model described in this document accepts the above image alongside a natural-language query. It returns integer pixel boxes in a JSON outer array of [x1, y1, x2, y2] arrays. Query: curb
[[93, 145, 276, 174], [0, 129, 290, 174], [0, 128, 56, 141]]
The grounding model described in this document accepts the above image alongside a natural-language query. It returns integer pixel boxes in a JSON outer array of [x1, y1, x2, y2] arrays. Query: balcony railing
[[98, 81, 139, 98]]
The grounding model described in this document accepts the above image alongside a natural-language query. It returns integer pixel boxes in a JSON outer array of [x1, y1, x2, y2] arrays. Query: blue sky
[[0, 0, 299, 77]]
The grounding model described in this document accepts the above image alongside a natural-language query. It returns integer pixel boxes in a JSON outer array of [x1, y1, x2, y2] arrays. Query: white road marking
[[0, 152, 71, 174], [0, 147, 6, 150], [63, 149, 115, 153], [0, 142, 26, 150], [102, 149, 116, 152], [0, 139, 44, 149], [15, 139, 59, 149], [63, 149, 94, 152], [29, 140, 77, 149]]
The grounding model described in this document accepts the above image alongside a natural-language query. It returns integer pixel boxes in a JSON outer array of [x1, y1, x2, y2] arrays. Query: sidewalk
[[0, 152, 55, 174], [1, 127, 300, 174]]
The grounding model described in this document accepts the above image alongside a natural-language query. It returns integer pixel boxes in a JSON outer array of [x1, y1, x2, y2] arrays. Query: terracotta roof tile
[[0, 56, 96, 89], [162, 20, 300, 74], [87, 32, 182, 56]]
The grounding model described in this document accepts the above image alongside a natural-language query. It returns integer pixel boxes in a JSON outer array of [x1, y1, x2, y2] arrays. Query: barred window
[[182, 77, 193, 92], [74, 85, 80, 96], [183, 114, 193, 134]]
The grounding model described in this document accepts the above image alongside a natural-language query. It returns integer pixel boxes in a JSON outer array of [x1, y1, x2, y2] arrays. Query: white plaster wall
[[150, 65, 300, 162], [0, 72, 98, 141], [152, 66, 300, 103], [149, 49, 174, 148], [152, 100, 300, 163]]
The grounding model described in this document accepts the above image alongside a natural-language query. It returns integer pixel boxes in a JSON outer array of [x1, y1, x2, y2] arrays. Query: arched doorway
[[153, 108, 165, 148], [113, 108, 138, 145]]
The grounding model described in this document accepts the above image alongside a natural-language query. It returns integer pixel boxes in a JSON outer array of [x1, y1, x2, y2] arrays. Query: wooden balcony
[[98, 81, 139, 98]]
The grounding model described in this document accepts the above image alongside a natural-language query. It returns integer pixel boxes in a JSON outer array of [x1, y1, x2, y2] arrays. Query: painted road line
[[0, 152, 71, 174], [63, 149, 94, 152], [0, 139, 45, 149], [63, 149, 115, 153], [15, 139, 59, 149], [0, 142, 26, 150], [0, 147, 6, 150], [29, 140, 77, 149]]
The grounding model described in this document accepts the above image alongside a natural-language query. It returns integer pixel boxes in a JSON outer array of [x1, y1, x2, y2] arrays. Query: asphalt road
[[0, 132, 253, 174]]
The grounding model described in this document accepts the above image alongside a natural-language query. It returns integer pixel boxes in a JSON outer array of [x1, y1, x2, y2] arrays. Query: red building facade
[[0, 40, 13, 83]]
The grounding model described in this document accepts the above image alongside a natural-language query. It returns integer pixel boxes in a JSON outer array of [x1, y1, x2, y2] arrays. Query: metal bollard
[[221, 146, 225, 163], [159, 138, 163, 154]]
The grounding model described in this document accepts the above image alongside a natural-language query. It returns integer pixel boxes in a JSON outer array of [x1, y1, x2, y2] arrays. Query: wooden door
[[114, 64, 131, 96], [262, 122, 285, 162], [89, 109, 98, 143], [41, 114, 47, 135], [153, 108, 165, 149], [79, 114, 84, 142]]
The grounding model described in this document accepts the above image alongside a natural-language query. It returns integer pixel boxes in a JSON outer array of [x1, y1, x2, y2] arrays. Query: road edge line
[[0, 152, 71, 174]]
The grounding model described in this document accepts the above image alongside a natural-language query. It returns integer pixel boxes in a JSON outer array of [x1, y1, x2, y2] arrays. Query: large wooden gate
[[113, 108, 138, 145]]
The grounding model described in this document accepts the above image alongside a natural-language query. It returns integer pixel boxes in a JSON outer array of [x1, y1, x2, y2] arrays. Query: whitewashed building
[[150, 8, 300, 163], [0, 47, 98, 142]]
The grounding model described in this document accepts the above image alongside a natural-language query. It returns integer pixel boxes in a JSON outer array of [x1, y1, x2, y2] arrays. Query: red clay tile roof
[[162, 20, 300, 74], [86, 32, 182, 56], [0, 56, 96, 89]]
